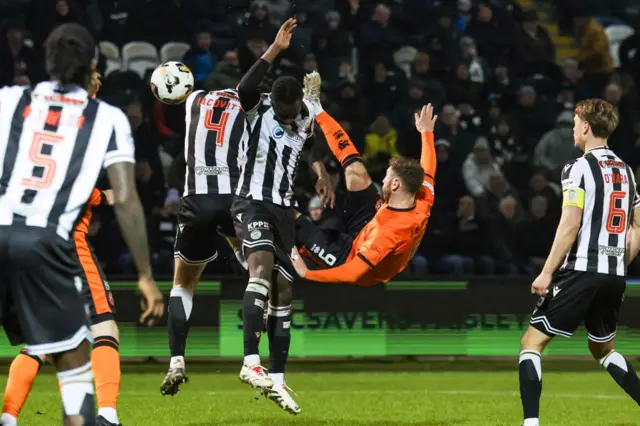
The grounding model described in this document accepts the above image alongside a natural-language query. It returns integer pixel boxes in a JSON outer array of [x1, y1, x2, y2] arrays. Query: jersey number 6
[[606, 191, 627, 234], [21, 131, 64, 190], [204, 110, 229, 147]]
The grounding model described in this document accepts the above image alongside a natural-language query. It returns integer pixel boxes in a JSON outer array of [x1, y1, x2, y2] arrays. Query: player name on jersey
[[236, 95, 315, 207], [561, 147, 640, 276], [183, 89, 248, 197]]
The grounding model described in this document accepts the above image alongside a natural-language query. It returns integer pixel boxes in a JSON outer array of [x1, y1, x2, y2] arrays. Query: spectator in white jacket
[[462, 136, 501, 197]]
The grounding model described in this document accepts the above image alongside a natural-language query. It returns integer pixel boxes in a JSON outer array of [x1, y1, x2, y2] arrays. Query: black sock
[[243, 277, 270, 357], [267, 303, 292, 374], [168, 288, 193, 358], [601, 351, 640, 404], [519, 350, 542, 421]]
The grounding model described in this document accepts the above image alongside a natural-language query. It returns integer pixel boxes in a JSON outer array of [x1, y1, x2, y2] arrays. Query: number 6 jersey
[[0, 82, 135, 240], [561, 146, 640, 276]]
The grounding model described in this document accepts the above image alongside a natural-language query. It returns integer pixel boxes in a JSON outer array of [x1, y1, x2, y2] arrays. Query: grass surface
[[8, 368, 640, 425]]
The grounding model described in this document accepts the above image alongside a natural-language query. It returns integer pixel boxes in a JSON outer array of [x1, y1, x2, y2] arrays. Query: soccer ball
[[150, 61, 194, 105]]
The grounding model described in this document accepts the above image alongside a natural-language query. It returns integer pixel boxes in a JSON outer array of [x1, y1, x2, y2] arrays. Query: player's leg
[[162, 195, 221, 395], [264, 267, 300, 415], [75, 231, 122, 426], [232, 200, 277, 390], [9, 229, 96, 426], [1, 349, 45, 425], [521, 272, 592, 426], [586, 277, 640, 404]]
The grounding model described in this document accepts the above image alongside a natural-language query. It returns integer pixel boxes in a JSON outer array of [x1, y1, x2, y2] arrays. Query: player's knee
[[589, 339, 615, 360], [91, 319, 119, 341], [520, 327, 547, 352], [173, 259, 206, 291]]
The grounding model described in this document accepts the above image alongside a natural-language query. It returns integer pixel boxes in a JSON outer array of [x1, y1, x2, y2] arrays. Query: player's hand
[[315, 176, 335, 208], [531, 272, 552, 297], [414, 104, 438, 133], [102, 189, 115, 206], [271, 18, 297, 52], [290, 246, 308, 279], [138, 275, 164, 326]]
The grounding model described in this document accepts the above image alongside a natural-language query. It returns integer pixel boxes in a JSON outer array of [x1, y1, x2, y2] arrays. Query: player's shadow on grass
[[187, 420, 463, 426]]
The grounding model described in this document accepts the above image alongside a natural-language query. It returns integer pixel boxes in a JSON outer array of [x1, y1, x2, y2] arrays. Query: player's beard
[[382, 184, 390, 202]]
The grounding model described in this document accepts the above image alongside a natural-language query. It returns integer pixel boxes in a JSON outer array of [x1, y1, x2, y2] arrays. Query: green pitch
[[10, 369, 640, 425]]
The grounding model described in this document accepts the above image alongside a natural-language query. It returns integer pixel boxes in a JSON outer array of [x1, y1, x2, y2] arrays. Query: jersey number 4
[[606, 191, 627, 234], [204, 110, 229, 147], [21, 131, 64, 189]]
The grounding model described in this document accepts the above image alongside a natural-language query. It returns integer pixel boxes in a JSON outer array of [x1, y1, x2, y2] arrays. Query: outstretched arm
[[414, 104, 438, 202], [237, 18, 297, 111]]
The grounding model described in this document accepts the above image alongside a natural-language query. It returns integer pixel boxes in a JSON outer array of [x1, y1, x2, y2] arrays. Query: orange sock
[[3, 349, 43, 419], [92, 336, 121, 411], [315, 111, 362, 167]]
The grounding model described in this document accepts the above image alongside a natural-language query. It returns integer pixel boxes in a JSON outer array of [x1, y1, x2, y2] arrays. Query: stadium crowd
[[2, 0, 640, 277]]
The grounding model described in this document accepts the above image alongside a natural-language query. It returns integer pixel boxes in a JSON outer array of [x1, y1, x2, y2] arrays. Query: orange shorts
[[74, 231, 115, 325]]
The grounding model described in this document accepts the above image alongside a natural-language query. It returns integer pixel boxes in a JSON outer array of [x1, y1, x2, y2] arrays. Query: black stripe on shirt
[[185, 91, 206, 195], [605, 154, 622, 275], [47, 99, 98, 231], [585, 153, 605, 273], [261, 137, 278, 200], [227, 111, 245, 193], [0, 89, 32, 197], [239, 114, 263, 198], [278, 145, 293, 207]]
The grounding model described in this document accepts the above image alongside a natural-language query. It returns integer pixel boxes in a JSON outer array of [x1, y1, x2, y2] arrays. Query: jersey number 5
[[606, 191, 627, 234], [204, 110, 229, 147], [21, 131, 64, 189]]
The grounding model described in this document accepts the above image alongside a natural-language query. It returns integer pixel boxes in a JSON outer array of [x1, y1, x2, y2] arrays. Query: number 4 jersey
[[0, 82, 135, 240], [561, 146, 640, 276]]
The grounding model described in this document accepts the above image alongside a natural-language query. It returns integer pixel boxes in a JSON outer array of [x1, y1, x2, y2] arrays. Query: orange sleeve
[[305, 255, 371, 284], [421, 131, 436, 187], [88, 188, 103, 207], [315, 111, 352, 145]]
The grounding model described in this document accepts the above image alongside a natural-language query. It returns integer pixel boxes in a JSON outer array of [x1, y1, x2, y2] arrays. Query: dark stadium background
[[2, 0, 640, 360]]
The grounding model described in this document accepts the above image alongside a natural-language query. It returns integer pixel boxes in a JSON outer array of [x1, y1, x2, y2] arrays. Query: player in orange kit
[[290, 103, 437, 285]]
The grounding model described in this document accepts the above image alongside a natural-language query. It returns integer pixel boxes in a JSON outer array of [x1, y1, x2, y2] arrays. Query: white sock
[[270, 372, 284, 386], [170, 355, 185, 370], [170, 287, 193, 319], [0, 413, 18, 425], [244, 354, 260, 366], [98, 407, 119, 424], [523, 418, 539, 426], [600, 351, 628, 372], [519, 350, 542, 381], [57, 362, 95, 417]]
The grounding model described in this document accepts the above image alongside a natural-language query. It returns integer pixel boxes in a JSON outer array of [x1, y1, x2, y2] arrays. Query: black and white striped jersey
[[0, 82, 135, 240], [236, 94, 315, 207], [561, 146, 640, 276], [183, 89, 248, 196]]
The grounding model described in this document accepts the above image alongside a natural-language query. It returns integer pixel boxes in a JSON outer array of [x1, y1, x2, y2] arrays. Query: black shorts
[[74, 232, 116, 325], [0, 226, 92, 356], [530, 270, 626, 342], [296, 184, 381, 269], [174, 194, 235, 265], [231, 197, 296, 281]]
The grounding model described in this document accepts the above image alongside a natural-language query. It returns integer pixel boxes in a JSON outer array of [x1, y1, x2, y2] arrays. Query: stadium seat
[[160, 42, 191, 63], [122, 41, 159, 78], [606, 25, 635, 68], [99, 41, 120, 61]]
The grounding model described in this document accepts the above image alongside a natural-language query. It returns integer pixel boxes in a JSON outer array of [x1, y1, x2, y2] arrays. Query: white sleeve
[[561, 159, 586, 192], [103, 106, 136, 168]]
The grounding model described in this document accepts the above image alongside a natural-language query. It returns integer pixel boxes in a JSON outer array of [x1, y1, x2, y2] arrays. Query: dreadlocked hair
[[45, 23, 95, 90]]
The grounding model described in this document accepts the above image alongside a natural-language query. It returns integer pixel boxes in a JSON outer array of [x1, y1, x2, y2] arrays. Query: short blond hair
[[87, 70, 101, 98], [574, 99, 618, 139]]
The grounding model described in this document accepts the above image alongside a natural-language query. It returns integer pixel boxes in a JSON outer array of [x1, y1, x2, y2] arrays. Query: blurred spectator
[[204, 50, 242, 90], [364, 59, 403, 117], [560, 58, 593, 100], [458, 102, 484, 136], [459, 36, 492, 86], [534, 110, 580, 179], [447, 61, 483, 107], [307, 196, 324, 224], [243, 1, 278, 41], [433, 139, 466, 213], [436, 196, 495, 274], [182, 21, 216, 86], [437, 104, 476, 165], [491, 195, 521, 274], [510, 9, 555, 78], [517, 195, 556, 273], [604, 82, 635, 161], [410, 51, 447, 108], [364, 115, 398, 182], [314, 10, 353, 61], [0, 19, 35, 87], [358, 3, 404, 73], [424, 5, 461, 73], [573, 11, 613, 95], [465, 4, 512, 67], [462, 137, 501, 197], [521, 169, 562, 222], [512, 85, 555, 149]]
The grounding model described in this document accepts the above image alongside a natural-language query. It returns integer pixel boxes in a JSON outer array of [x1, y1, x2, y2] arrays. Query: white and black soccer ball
[[150, 61, 194, 105]]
